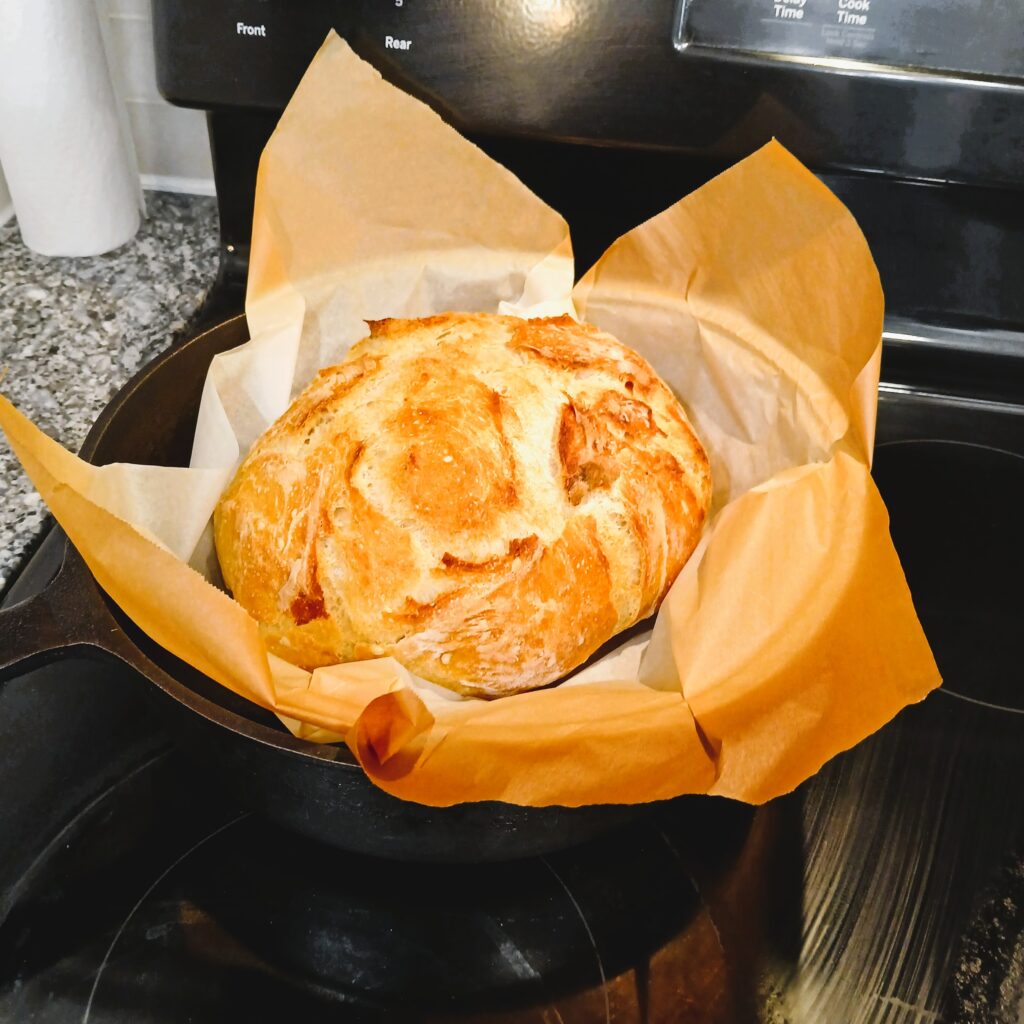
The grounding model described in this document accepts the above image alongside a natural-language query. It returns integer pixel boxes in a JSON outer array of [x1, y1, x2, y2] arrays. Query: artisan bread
[[213, 313, 711, 697]]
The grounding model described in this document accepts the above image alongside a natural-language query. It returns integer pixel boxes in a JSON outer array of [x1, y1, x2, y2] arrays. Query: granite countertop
[[0, 192, 220, 592]]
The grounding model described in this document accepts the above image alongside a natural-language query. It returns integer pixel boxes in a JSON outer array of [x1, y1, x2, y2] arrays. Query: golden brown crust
[[213, 312, 712, 697]]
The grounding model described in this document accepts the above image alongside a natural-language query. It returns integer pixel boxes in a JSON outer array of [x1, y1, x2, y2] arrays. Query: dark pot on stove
[[0, 316, 648, 863]]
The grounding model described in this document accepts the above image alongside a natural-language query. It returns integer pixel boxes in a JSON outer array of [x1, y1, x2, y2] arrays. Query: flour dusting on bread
[[213, 313, 711, 697]]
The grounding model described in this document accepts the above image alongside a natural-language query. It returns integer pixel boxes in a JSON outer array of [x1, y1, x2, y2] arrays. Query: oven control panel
[[678, 0, 1023, 78], [152, 0, 1024, 188], [152, 0, 357, 111]]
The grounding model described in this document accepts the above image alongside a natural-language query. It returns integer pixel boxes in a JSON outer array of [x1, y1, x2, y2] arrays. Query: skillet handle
[[0, 546, 123, 683]]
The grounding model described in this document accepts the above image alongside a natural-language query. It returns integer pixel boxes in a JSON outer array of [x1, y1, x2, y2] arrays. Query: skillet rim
[[77, 313, 365, 771]]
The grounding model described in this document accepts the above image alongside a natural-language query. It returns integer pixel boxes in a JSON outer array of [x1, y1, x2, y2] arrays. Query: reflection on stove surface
[[1, 682, 1022, 1023], [0, 753, 795, 1023], [786, 693, 1024, 1024]]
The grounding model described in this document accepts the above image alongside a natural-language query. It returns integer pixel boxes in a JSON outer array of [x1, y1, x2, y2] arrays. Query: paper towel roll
[[0, 1, 142, 256], [0, 163, 12, 226]]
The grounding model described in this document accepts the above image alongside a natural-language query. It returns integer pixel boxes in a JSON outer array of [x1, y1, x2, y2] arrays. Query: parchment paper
[[0, 33, 940, 807]]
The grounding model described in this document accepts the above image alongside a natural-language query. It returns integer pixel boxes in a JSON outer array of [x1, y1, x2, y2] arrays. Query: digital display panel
[[678, 0, 1024, 79]]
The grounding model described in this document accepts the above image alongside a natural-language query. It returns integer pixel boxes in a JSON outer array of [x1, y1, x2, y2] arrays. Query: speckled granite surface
[[0, 192, 219, 591]]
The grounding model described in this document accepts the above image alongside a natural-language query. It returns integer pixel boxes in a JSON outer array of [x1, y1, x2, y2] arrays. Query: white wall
[[100, 0, 215, 195]]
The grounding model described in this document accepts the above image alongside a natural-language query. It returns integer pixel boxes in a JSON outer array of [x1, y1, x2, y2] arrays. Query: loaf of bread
[[213, 313, 711, 697]]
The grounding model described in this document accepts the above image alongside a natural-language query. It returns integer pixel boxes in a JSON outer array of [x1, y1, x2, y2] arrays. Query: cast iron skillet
[[0, 316, 644, 862]]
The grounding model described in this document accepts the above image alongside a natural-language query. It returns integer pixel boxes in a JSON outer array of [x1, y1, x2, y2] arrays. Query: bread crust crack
[[214, 312, 711, 696]]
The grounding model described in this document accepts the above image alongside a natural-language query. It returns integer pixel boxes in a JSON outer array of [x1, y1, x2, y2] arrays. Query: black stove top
[[1, 374, 1022, 1023]]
